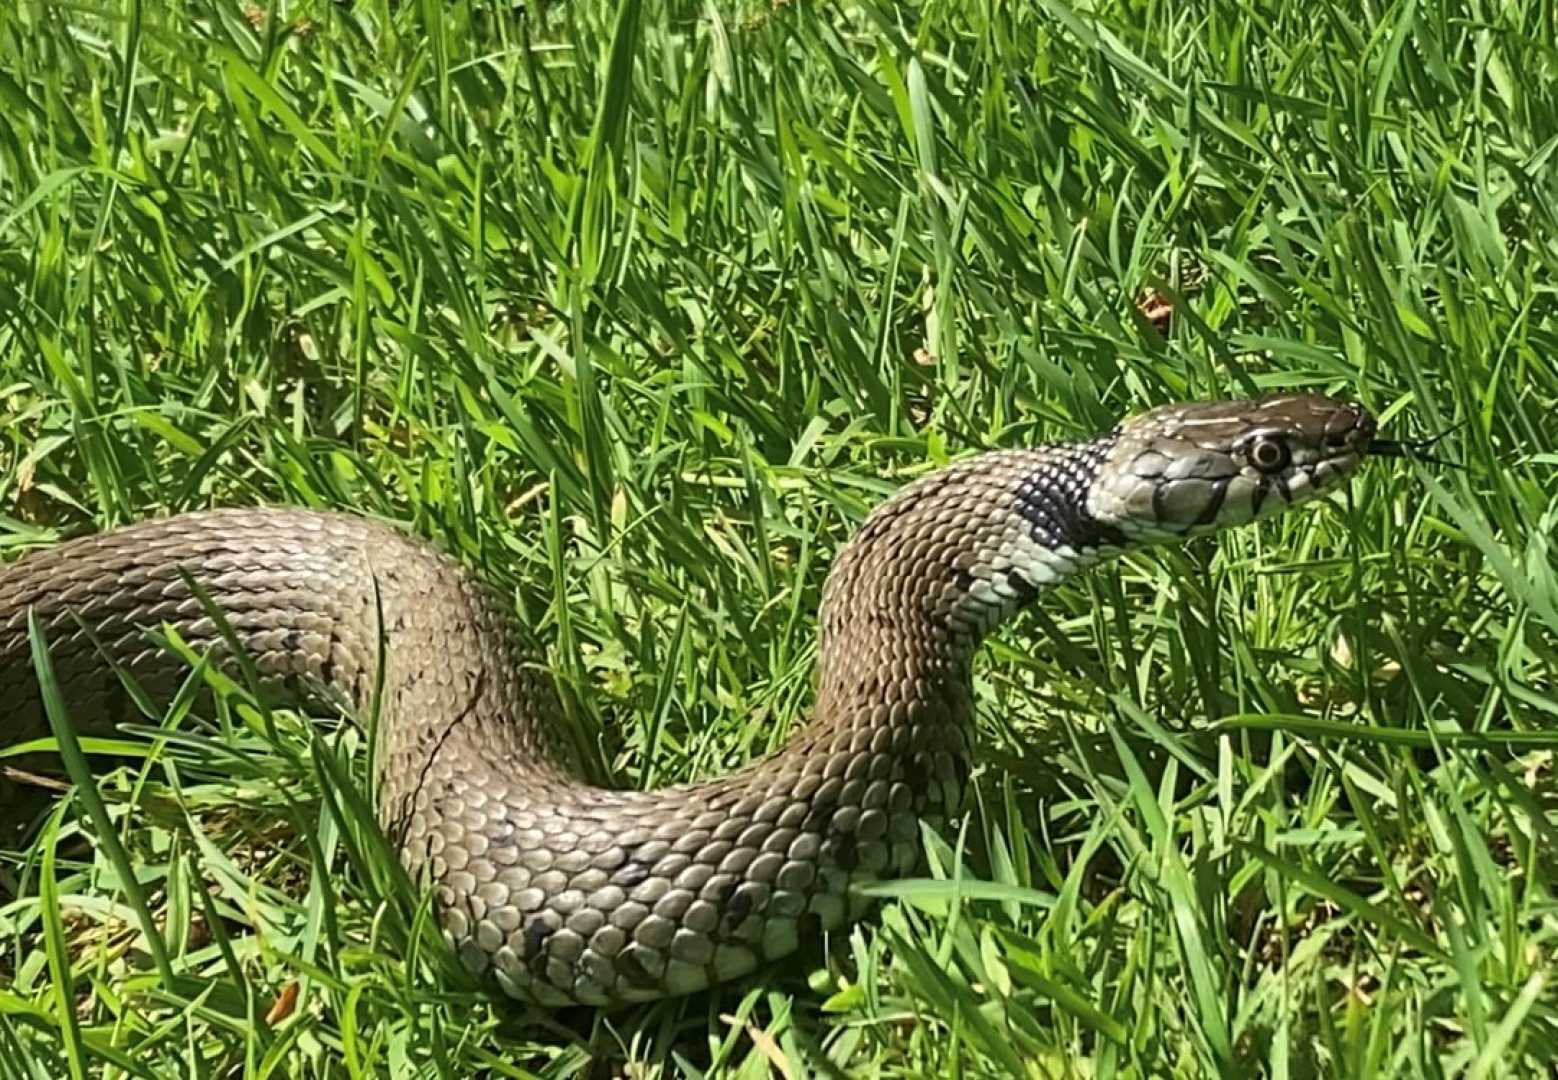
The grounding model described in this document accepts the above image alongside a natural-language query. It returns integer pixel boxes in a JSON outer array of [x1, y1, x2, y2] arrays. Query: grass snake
[[0, 393, 1388, 1005]]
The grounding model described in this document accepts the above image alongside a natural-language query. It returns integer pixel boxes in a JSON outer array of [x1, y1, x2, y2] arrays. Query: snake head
[[1086, 393, 1379, 541]]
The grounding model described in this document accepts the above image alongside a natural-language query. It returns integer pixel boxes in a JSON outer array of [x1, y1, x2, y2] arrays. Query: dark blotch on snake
[[616, 948, 650, 985], [1195, 477, 1232, 527], [721, 887, 754, 932], [1014, 437, 1127, 551], [524, 916, 554, 959]]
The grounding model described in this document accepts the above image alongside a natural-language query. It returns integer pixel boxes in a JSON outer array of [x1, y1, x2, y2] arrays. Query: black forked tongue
[[1369, 427, 1462, 468]]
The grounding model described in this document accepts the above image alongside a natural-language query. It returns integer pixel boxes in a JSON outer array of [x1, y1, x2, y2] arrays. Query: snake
[[0, 393, 1389, 1006]]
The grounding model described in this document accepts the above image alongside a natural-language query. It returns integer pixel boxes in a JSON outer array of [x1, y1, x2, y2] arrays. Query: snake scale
[[0, 393, 1384, 1005]]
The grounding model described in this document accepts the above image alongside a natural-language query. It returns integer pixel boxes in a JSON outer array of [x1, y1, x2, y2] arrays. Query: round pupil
[[1252, 438, 1288, 471]]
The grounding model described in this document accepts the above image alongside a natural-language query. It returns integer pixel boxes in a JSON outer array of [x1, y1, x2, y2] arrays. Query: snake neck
[[812, 439, 1125, 718]]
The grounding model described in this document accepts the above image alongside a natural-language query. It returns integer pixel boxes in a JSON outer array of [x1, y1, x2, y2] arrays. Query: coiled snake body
[[0, 394, 1381, 1005]]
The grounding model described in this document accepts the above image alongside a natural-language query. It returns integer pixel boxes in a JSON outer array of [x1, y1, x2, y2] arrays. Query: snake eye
[[1247, 436, 1291, 474]]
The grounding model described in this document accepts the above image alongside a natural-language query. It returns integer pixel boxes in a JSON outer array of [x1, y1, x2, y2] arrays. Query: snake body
[[0, 394, 1379, 1005]]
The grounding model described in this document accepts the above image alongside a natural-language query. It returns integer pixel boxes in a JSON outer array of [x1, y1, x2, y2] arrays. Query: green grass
[[1, 0, 1556, 1074]]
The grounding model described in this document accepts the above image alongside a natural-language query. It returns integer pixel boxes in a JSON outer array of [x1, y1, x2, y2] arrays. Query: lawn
[[2, 0, 1556, 1075]]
